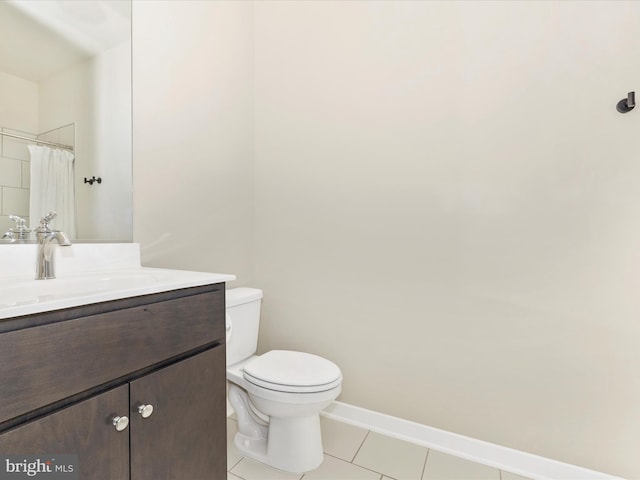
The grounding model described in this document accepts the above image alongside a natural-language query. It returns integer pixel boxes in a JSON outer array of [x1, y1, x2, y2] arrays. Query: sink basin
[[0, 267, 235, 320]]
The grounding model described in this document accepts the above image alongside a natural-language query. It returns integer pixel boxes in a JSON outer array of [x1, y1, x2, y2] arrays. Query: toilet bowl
[[225, 288, 342, 473]]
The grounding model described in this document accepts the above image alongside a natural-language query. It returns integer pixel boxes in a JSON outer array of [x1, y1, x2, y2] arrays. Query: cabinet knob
[[137, 404, 154, 419], [112, 415, 129, 432]]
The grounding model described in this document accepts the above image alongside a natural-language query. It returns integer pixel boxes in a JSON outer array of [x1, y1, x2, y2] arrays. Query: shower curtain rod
[[0, 131, 74, 151]]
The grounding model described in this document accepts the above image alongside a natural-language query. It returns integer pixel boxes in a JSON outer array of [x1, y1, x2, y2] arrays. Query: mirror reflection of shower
[[0, 124, 75, 241]]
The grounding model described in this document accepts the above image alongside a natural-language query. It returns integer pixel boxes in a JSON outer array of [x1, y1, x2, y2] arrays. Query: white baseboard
[[321, 401, 623, 480]]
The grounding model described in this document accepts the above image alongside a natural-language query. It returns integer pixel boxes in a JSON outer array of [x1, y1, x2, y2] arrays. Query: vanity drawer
[[0, 288, 224, 424]]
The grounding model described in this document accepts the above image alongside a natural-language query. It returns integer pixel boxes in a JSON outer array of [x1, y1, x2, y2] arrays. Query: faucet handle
[[9, 215, 29, 231], [42, 211, 57, 225], [36, 211, 57, 233], [39, 211, 57, 229]]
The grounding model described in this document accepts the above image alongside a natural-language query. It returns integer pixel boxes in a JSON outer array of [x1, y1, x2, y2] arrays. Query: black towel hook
[[84, 176, 102, 185], [617, 91, 635, 113]]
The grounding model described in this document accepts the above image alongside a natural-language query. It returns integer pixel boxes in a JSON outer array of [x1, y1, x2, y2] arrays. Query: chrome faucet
[[34, 211, 72, 280]]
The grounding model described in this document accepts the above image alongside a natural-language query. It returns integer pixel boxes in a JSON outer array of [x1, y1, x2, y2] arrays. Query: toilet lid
[[243, 350, 342, 393]]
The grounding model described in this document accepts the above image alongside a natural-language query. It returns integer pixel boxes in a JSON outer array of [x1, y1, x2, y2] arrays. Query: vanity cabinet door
[[129, 347, 226, 480], [0, 385, 130, 480]]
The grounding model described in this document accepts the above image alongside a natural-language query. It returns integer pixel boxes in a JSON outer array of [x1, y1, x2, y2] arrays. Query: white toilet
[[225, 287, 342, 473]]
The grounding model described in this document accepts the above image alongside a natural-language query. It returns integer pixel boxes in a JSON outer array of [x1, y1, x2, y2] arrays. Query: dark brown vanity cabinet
[[0, 385, 130, 479], [129, 347, 225, 479], [0, 284, 227, 480]]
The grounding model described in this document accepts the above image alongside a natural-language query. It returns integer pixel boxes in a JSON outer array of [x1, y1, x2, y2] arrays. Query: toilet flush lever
[[225, 314, 232, 341]]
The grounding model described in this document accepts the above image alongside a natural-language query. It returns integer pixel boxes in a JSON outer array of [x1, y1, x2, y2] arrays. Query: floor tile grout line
[[228, 455, 245, 473], [350, 428, 372, 463], [351, 458, 400, 480], [420, 448, 430, 480], [347, 428, 433, 480], [227, 457, 244, 471], [324, 452, 397, 479], [227, 463, 248, 480]]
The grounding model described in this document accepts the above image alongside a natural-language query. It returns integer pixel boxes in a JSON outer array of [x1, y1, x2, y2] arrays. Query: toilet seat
[[243, 350, 342, 393]]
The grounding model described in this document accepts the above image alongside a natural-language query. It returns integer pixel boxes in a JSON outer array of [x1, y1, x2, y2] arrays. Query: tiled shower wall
[[0, 128, 32, 234]]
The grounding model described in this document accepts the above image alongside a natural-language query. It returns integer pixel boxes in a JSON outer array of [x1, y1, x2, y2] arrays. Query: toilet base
[[229, 385, 325, 473], [234, 414, 324, 473]]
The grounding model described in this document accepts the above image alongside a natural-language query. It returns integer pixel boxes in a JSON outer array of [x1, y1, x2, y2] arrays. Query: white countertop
[[0, 244, 235, 320]]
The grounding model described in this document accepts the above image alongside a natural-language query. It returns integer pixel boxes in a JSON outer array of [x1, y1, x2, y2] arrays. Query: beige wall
[[133, 0, 640, 476], [254, 1, 640, 477], [132, 0, 254, 282], [0, 72, 38, 133]]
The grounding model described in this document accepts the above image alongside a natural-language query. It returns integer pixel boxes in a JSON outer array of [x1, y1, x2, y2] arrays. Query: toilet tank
[[226, 287, 263, 366]]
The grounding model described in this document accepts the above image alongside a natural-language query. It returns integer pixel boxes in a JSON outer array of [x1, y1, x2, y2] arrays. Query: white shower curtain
[[28, 145, 76, 238]]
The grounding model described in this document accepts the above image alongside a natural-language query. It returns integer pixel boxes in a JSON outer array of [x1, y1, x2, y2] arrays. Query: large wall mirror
[[0, 0, 132, 243]]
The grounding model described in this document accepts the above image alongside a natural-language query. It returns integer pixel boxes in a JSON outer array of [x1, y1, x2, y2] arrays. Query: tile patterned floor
[[227, 417, 533, 480]]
